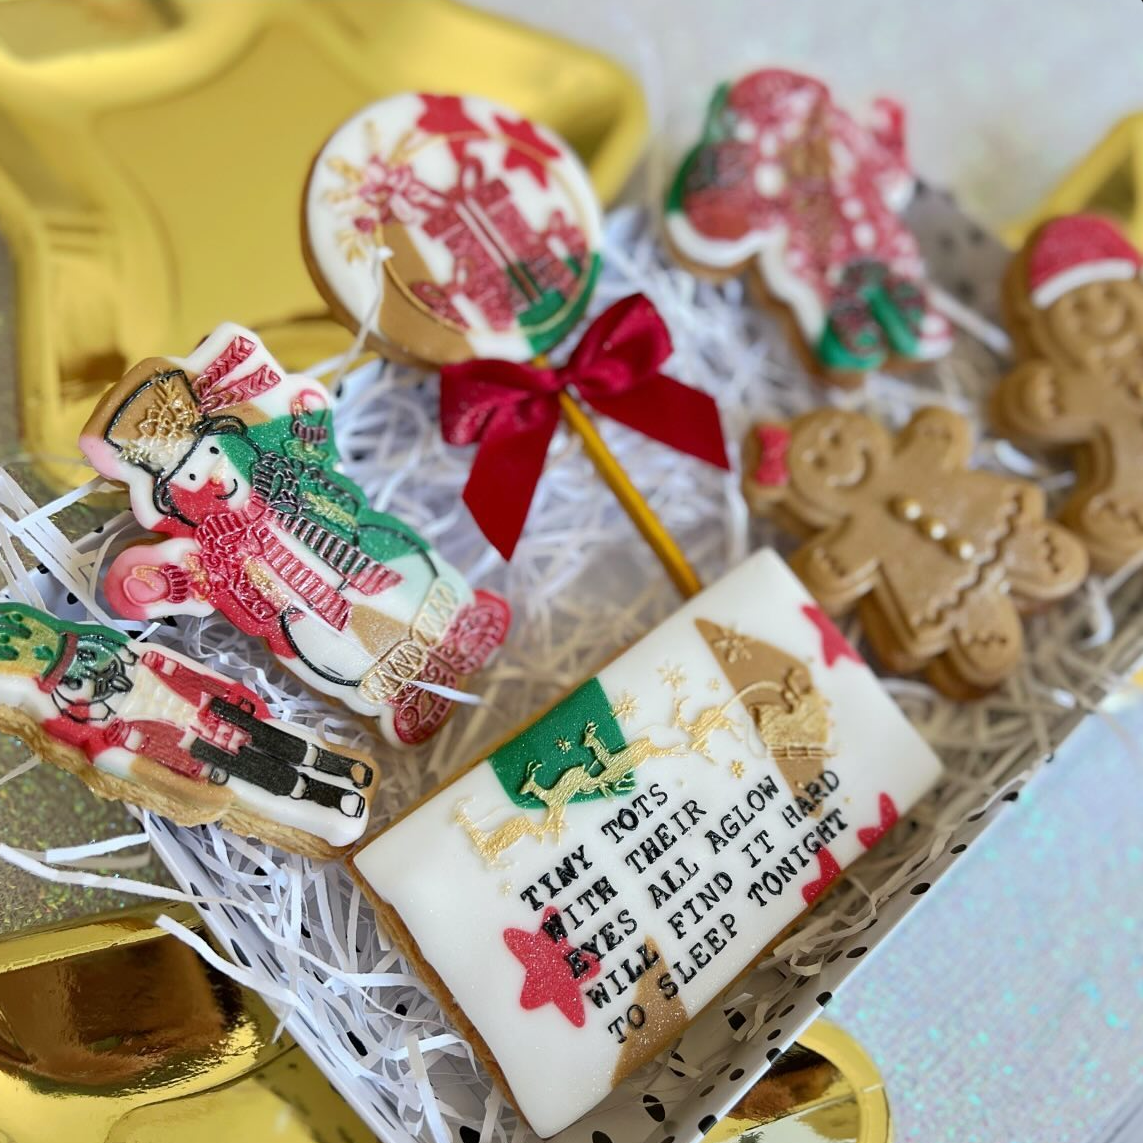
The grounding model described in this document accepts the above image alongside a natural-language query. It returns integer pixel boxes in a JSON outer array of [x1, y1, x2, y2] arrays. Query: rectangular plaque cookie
[[353, 549, 943, 1137]]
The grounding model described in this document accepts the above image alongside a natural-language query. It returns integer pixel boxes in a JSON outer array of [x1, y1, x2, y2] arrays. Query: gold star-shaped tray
[[0, 0, 646, 487]]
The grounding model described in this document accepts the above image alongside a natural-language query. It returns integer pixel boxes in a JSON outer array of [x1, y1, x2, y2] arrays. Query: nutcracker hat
[[1027, 214, 1143, 309], [0, 605, 127, 692], [101, 368, 206, 479]]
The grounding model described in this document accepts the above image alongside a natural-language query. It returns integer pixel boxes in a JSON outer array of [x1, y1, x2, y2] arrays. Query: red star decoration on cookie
[[802, 847, 842, 905], [857, 793, 899, 850], [503, 907, 600, 1027], [494, 114, 562, 186], [801, 603, 863, 668], [417, 94, 482, 161]]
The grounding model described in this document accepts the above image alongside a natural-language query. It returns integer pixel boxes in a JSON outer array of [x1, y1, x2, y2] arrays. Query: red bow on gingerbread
[[440, 294, 730, 559]]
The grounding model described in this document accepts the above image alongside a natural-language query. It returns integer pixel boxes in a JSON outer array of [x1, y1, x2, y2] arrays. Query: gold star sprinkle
[[730, 760, 746, 779], [500, 882, 513, 896], [708, 677, 722, 692], [555, 737, 572, 753], [658, 663, 687, 690], [610, 691, 639, 725]]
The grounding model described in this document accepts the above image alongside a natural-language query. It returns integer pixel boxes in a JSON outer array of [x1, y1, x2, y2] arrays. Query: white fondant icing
[[1031, 260, 1139, 309], [354, 550, 942, 1137], [755, 162, 785, 197], [304, 92, 604, 365]]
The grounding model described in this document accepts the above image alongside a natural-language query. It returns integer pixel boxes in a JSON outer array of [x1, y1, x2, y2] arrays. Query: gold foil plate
[[0, 0, 647, 487], [0, 903, 374, 1143], [1004, 111, 1143, 249], [705, 1022, 892, 1143]]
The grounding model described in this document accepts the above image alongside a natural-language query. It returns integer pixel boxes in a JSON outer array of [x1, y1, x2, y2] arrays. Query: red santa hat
[[1027, 214, 1142, 309]]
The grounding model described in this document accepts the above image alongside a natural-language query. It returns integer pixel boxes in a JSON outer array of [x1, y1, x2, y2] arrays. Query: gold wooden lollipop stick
[[557, 390, 703, 600]]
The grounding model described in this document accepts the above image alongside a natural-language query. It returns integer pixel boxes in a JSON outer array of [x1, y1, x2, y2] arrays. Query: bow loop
[[568, 294, 673, 398], [440, 360, 561, 447], [440, 294, 729, 560]]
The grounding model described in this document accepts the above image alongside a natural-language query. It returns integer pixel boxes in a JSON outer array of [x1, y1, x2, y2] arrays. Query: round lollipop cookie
[[304, 92, 604, 366]]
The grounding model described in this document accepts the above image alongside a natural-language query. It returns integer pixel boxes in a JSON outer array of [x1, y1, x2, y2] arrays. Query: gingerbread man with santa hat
[[995, 213, 1143, 573]]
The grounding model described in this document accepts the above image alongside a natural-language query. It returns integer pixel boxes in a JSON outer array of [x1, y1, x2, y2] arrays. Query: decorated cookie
[[79, 323, 510, 746], [995, 214, 1143, 572], [666, 68, 952, 385], [353, 549, 943, 1137], [0, 603, 376, 856], [304, 92, 603, 366], [742, 408, 1089, 696]]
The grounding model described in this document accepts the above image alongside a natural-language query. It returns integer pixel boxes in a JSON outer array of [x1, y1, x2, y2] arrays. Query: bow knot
[[441, 294, 729, 559]]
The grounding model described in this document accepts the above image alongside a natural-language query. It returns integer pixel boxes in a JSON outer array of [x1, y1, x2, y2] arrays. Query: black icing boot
[[290, 773, 365, 818]]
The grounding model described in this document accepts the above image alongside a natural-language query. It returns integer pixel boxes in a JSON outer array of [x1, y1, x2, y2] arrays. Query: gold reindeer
[[672, 693, 746, 765], [456, 721, 678, 867]]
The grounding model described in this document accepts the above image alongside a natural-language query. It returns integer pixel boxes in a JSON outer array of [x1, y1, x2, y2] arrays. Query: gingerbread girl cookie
[[0, 604, 376, 857], [666, 68, 951, 386], [995, 214, 1143, 573], [80, 323, 509, 747], [743, 407, 1089, 696]]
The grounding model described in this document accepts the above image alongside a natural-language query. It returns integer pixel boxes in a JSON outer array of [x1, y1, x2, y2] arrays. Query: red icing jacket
[[43, 651, 270, 782]]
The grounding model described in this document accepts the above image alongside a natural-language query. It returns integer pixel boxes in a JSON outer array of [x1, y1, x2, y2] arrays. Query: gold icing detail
[[730, 760, 746, 779], [242, 561, 289, 609], [455, 723, 679, 867], [658, 663, 686, 690], [611, 937, 688, 1085], [710, 627, 752, 664], [555, 737, 572, 753], [610, 690, 639, 725], [301, 490, 356, 530], [672, 692, 745, 765], [115, 376, 198, 471], [696, 618, 833, 800]]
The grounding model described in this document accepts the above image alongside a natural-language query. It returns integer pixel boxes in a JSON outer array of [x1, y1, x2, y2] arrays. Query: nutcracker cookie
[[666, 68, 952, 386], [354, 550, 942, 1136], [0, 604, 376, 856], [743, 407, 1089, 697], [303, 92, 603, 366], [995, 214, 1143, 572], [80, 323, 509, 746]]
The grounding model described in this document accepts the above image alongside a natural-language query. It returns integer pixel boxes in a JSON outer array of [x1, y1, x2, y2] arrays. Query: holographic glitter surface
[[0, 737, 174, 935], [829, 708, 1143, 1143]]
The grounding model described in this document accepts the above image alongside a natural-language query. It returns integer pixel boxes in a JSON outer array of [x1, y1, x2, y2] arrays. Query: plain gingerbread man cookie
[[743, 407, 1089, 697], [995, 213, 1143, 573]]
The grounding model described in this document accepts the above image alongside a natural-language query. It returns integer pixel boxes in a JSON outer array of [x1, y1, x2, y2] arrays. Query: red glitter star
[[503, 907, 600, 1027], [857, 792, 899, 850], [800, 845, 845, 905], [417, 94, 482, 161], [494, 114, 562, 186], [802, 847, 841, 905], [801, 603, 863, 668]]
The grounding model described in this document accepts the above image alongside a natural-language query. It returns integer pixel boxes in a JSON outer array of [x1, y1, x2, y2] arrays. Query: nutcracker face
[[163, 432, 256, 524], [51, 641, 137, 722]]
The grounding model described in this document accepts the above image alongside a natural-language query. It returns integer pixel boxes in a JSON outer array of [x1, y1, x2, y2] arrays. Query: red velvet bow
[[440, 294, 730, 559]]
